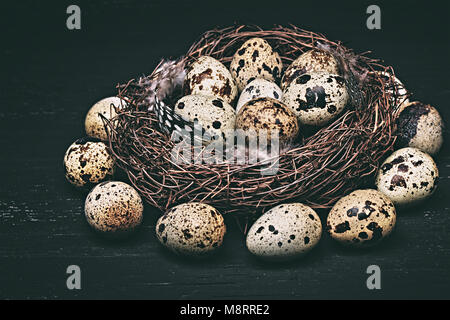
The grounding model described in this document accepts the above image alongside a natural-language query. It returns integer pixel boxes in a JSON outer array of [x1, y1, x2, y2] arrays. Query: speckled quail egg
[[376, 147, 438, 207], [155, 202, 226, 256], [85, 96, 126, 141], [235, 97, 299, 143], [236, 78, 283, 112], [85, 181, 143, 236], [246, 203, 322, 260], [282, 72, 349, 126], [281, 49, 340, 90], [230, 37, 283, 91], [184, 56, 238, 105], [63, 137, 115, 188], [175, 95, 236, 142], [396, 101, 443, 155], [327, 189, 396, 247]]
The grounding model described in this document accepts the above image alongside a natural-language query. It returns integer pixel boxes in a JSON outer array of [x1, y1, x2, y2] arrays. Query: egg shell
[[85, 181, 143, 236], [236, 78, 282, 113], [246, 203, 322, 260], [175, 95, 236, 142], [396, 101, 443, 155], [235, 97, 299, 143], [85, 97, 126, 141], [282, 72, 349, 126], [376, 147, 438, 207], [155, 202, 226, 256], [281, 49, 340, 90], [185, 56, 238, 104], [327, 189, 396, 247], [63, 137, 115, 188], [230, 37, 283, 91]]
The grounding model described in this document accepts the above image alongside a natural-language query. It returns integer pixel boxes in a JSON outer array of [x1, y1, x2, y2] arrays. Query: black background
[[1, 0, 449, 299]]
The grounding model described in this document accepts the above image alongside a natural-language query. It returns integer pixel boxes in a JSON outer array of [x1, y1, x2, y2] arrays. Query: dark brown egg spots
[[190, 68, 213, 86], [182, 229, 193, 240], [212, 121, 222, 129], [397, 102, 431, 147], [391, 156, 405, 165], [304, 237, 310, 245], [308, 214, 315, 220], [412, 160, 423, 167], [381, 163, 393, 174], [334, 221, 351, 233], [277, 242, 283, 247], [296, 74, 311, 84], [390, 175, 407, 189], [359, 231, 368, 239], [268, 225, 275, 232], [273, 91, 279, 99], [327, 105, 337, 113], [238, 48, 246, 55], [366, 222, 383, 243], [290, 235, 296, 240], [262, 63, 272, 74], [252, 50, 259, 62], [300, 86, 327, 110], [398, 164, 409, 172], [347, 207, 359, 217], [158, 223, 165, 233], [177, 102, 185, 109]]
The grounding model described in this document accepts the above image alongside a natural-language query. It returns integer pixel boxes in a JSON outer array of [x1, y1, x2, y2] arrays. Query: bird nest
[[105, 25, 405, 217]]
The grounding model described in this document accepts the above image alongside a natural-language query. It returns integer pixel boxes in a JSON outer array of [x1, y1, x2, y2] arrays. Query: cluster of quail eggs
[[177, 37, 355, 148], [63, 36, 444, 261], [64, 96, 146, 238]]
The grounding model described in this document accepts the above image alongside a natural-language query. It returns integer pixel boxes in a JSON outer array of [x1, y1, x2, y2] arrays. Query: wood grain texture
[[1, 0, 449, 299]]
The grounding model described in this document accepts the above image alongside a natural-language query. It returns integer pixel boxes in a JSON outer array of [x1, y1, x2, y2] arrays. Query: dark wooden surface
[[1, 0, 449, 299]]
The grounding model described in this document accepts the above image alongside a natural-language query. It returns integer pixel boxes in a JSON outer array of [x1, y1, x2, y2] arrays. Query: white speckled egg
[[236, 78, 282, 112], [85, 181, 143, 236], [230, 38, 283, 91], [156, 202, 226, 256], [376, 147, 438, 206], [236, 97, 299, 144], [246, 203, 322, 260], [85, 97, 126, 141], [281, 49, 340, 90], [185, 56, 238, 104], [174, 95, 236, 142], [63, 137, 115, 188], [397, 101, 444, 155], [327, 189, 396, 247], [282, 72, 349, 126]]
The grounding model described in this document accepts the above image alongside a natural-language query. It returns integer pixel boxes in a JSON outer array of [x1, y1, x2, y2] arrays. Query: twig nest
[[85, 97, 126, 141], [63, 137, 115, 188], [396, 101, 444, 155], [235, 97, 299, 143], [236, 78, 282, 113], [375, 71, 410, 114], [184, 56, 238, 104], [85, 181, 143, 237], [281, 49, 340, 90], [155, 203, 226, 256], [282, 72, 349, 126], [175, 95, 236, 142], [376, 147, 438, 207], [246, 203, 322, 260], [326, 189, 396, 247], [230, 37, 283, 91]]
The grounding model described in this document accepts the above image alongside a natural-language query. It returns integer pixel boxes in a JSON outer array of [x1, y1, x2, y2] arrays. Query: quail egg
[[235, 97, 299, 144], [155, 202, 226, 256], [63, 137, 115, 188], [281, 49, 340, 90], [282, 72, 349, 126], [85, 96, 126, 141], [184, 56, 238, 105], [376, 147, 438, 206], [327, 189, 396, 247], [174, 95, 236, 143], [236, 78, 282, 113], [230, 37, 283, 91], [246, 203, 322, 260], [396, 101, 443, 155], [85, 181, 143, 236]]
